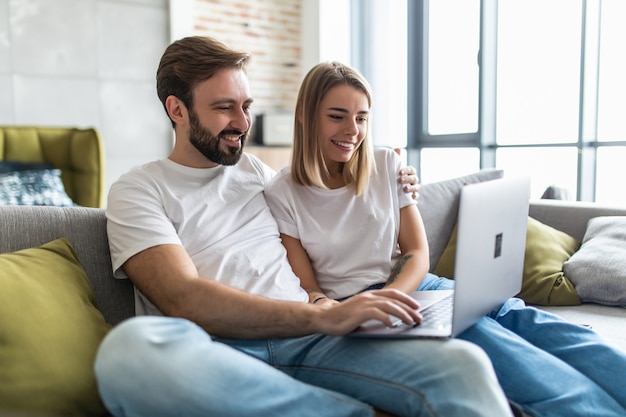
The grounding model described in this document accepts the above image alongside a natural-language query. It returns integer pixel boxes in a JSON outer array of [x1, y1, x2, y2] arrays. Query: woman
[[264, 61, 626, 417]]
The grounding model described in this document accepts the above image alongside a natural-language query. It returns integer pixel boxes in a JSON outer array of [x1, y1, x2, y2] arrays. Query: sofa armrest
[[529, 199, 626, 241], [0, 205, 134, 325]]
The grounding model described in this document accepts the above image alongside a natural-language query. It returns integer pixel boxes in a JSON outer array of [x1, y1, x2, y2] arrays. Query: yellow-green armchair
[[0, 126, 104, 208]]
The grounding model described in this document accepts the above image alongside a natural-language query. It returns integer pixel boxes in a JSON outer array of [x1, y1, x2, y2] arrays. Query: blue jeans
[[417, 273, 626, 417], [95, 315, 511, 417]]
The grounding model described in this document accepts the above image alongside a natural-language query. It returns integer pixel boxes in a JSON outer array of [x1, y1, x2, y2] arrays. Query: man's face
[[188, 107, 248, 166], [187, 68, 253, 166]]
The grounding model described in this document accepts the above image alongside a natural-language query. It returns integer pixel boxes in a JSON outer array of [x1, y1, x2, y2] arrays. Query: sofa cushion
[[0, 168, 77, 206], [418, 169, 504, 268], [434, 216, 582, 306], [564, 216, 626, 306], [0, 237, 111, 416]]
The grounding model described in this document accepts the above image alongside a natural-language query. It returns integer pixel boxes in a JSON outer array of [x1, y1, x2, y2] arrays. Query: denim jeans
[[417, 273, 626, 417], [95, 315, 511, 417]]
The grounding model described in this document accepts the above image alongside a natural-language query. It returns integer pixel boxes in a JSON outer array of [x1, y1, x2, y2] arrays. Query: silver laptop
[[349, 176, 531, 339]]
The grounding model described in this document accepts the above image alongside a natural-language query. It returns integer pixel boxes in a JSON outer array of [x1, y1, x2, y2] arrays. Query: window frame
[[398, 0, 626, 202]]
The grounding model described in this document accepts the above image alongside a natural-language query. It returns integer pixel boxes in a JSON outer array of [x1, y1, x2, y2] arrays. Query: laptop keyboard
[[389, 293, 454, 330], [417, 294, 454, 329]]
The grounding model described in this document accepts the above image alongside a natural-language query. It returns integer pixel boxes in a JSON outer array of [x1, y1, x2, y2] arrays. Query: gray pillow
[[563, 216, 626, 306], [418, 169, 504, 268]]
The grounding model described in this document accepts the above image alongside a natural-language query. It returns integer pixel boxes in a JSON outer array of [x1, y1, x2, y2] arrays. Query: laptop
[[349, 175, 531, 339]]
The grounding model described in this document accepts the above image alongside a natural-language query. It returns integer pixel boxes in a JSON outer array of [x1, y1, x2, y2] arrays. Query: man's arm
[[123, 244, 421, 338], [394, 148, 420, 200]]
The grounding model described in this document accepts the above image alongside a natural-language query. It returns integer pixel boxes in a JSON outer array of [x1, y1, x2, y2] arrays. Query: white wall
[[0, 0, 352, 205], [0, 0, 172, 204]]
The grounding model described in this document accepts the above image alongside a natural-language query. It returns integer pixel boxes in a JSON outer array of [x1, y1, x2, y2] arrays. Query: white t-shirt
[[264, 148, 416, 300], [106, 153, 308, 316]]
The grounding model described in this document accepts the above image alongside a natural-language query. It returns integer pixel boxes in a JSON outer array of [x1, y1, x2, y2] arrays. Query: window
[[420, 148, 480, 183], [428, 0, 480, 135], [390, 0, 626, 203], [496, 1, 581, 145], [597, 0, 626, 142], [351, 0, 408, 149], [596, 147, 626, 204], [496, 147, 578, 199]]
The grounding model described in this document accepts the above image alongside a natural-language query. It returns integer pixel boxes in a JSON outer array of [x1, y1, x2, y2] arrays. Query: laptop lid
[[349, 176, 530, 339], [449, 175, 530, 336]]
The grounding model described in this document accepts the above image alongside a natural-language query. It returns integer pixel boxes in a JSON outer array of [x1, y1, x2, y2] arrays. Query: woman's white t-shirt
[[264, 148, 416, 300]]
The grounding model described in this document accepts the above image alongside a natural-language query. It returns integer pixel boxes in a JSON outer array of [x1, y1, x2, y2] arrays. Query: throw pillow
[[563, 216, 626, 306], [0, 168, 76, 206], [0, 238, 111, 416], [434, 216, 582, 306]]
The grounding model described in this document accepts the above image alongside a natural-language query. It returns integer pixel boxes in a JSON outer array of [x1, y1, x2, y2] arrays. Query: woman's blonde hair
[[291, 62, 374, 196]]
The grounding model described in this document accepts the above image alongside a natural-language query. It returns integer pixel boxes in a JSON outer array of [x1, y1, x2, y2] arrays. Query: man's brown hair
[[156, 36, 250, 127]]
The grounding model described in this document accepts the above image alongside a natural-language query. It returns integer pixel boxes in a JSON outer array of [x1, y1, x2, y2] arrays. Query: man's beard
[[188, 109, 247, 166]]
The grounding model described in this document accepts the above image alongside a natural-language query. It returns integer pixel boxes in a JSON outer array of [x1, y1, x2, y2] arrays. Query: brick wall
[[193, 0, 302, 114]]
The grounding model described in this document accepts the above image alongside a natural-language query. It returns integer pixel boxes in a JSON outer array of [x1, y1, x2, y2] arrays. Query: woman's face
[[317, 84, 369, 171]]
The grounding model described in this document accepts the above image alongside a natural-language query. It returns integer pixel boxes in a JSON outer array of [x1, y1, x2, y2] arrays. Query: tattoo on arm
[[387, 254, 413, 285]]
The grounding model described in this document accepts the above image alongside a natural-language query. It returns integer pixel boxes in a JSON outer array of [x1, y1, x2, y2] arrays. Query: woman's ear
[[165, 95, 187, 125]]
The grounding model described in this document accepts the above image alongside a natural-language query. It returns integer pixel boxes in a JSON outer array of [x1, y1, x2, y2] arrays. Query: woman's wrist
[[312, 295, 328, 304], [306, 289, 326, 303]]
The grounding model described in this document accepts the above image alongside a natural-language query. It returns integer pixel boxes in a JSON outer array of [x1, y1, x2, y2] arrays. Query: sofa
[[1, 168, 625, 416]]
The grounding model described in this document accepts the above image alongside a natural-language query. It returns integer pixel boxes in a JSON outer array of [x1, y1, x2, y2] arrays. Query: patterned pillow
[[0, 161, 54, 174], [0, 169, 76, 206]]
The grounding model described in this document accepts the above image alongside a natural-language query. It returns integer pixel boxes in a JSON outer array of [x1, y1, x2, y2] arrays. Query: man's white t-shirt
[[264, 148, 416, 300], [106, 153, 308, 316]]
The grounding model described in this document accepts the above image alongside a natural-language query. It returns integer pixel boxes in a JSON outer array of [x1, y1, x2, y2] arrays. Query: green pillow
[[433, 217, 582, 306], [0, 238, 111, 416]]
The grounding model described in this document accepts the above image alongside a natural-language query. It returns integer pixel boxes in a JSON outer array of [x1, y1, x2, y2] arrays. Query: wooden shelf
[[245, 146, 292, 171]]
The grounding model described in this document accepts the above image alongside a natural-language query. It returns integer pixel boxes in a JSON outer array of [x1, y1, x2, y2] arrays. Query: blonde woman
[[265, 61, 626, 417]]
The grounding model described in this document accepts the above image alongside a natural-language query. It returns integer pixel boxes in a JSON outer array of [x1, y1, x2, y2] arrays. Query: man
[[95, 36, 512, 417]]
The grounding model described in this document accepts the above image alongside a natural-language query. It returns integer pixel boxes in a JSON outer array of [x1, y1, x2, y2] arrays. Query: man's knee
[[95, 316, 206, 382], [95, 317, 212, 414]]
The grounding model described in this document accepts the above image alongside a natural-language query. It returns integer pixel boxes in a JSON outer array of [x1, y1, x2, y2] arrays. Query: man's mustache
[[220, 129, 246, 137]]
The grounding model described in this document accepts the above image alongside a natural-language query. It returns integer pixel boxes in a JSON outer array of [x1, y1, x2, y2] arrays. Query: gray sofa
[[0, 205, 134, 327], [1, 169, 625, 416], [528, 199, 626, 350]]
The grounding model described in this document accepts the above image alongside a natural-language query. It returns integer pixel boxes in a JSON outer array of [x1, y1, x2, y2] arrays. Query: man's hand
[[394, 148, 420, 201], [311, 289, 422, 336]]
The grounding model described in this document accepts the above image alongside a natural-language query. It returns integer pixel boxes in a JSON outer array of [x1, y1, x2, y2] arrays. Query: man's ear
[[165, 95, 187, 125]]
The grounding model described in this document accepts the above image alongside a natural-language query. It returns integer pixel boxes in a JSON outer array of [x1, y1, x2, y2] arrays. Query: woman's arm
[[280, 233, 337, 306], [383, 204, 430, 293]]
